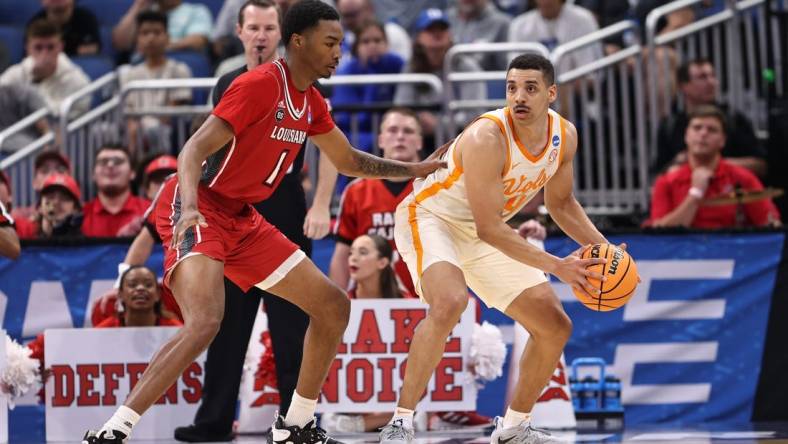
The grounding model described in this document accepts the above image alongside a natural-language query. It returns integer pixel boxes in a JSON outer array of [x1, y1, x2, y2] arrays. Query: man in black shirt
[[654, 58, 767, 178], [174, 0, 337, 441], [30, 0, 101, 56]]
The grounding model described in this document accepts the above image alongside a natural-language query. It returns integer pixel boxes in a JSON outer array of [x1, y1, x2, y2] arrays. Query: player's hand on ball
[[552, 245, 607, 297], [171, 208, 208, 248]]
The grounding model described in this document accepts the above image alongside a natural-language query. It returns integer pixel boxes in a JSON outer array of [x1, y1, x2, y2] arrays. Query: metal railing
[[0, 0, 781, 215], [0, 108, 56, 207], [57, 72, 122, 199], [119, 77, 218, 156], [319, 72, 444, 148], [644, 0, 767, 134], [443, 42, 550, 135], [552, 20, 650, 213]]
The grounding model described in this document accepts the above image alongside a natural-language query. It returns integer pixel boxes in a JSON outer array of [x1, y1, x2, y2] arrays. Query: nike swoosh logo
[[272, 429, 291, 442], [498, 436, 516, 444]]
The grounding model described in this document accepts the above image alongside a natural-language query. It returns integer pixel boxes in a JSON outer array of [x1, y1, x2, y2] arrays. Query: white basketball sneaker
[[489, 416, 563, 444], [379, 418, 415, 444]]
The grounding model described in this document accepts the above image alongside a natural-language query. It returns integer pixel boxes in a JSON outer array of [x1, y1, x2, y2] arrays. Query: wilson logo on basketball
[[608, 248, 624, 275]]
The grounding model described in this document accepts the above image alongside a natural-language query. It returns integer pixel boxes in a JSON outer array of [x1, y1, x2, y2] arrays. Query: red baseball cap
[[145, 155, 178, 176], [41, 173, 81, 204], [34, 150, 72, 172]]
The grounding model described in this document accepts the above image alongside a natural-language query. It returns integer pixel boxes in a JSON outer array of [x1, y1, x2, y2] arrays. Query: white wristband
[[688, 187, 705, 199], [114, 262, 131, 289]]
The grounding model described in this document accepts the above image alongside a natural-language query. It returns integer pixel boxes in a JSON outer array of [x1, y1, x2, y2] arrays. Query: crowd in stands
[[0, 0, 780, 246]]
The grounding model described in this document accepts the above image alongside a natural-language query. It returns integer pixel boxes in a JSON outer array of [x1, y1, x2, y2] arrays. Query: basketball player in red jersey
[[82, 2, 444, 444]]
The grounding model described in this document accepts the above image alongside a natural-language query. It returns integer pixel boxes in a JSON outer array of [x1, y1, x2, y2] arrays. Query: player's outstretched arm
[[543, 122, 607, 246], [310, 127, 446, 179], [172, 116, 235, 247], [464, 121, 605, 296]]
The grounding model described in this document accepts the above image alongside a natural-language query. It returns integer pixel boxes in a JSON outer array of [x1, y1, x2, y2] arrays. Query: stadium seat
[[167, 50, 212, 104], [167, 50, 212, 77], [73, 55, 115, 80], [0, 25, 25, 65], [0, 0, 40, 25], [191, 0, 224, 19], [99, 25, 115, 58], [77, 0, 134, 27], [487, 80, 506, 100]]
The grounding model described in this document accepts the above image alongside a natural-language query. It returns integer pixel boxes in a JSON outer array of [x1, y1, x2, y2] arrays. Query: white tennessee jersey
[[404, 107, 567, 227]]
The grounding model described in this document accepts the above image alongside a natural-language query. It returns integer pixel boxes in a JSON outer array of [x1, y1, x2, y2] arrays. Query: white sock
[[102, 405, 140, 437], [284, 392, 318, 428], [502, 407, 531, 429], [391, 406, 414, 429]]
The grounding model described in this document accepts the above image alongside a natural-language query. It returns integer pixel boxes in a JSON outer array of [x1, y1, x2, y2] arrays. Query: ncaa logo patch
[[548, 148, 558, 164], [275, 108, 285, 122], [552, 135, 560, 147]]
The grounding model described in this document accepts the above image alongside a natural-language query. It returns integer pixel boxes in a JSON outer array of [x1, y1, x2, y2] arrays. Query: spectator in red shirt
[[33, 150, 72, 193], [140, 154, 177, 200], [20, 172, 83, 239], [649, 105, 781, 229], [329, 107, 422, 294], [95, 265, 183, 328], [28, 265, 183, 389], [9, 150, 72, 222], [81, 144, 150, 237]]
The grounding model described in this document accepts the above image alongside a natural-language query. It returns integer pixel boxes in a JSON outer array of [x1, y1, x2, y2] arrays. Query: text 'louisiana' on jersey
[[203, 59, 335, 204], [405, 107, 566, 227]]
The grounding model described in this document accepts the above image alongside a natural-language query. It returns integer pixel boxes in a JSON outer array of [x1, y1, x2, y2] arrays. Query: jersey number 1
[[264, 150, 289, 186]]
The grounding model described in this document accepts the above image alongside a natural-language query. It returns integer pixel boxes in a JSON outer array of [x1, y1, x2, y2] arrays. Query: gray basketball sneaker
[[379, 418, 415, 444], [489, 417, 563, 444]]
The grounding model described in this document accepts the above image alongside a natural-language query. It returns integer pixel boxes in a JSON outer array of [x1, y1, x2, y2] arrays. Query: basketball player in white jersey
[[380, 54, 611, 444]]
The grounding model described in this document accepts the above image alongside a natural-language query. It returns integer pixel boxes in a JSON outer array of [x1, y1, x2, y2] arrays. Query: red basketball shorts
[[153, 178, 303, 292]]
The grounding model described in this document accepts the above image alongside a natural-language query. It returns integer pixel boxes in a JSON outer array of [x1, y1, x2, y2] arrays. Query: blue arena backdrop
[[0, 232, 784, 439]]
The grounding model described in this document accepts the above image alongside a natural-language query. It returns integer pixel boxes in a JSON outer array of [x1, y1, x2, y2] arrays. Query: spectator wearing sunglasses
[[82, 144, 150, 237]]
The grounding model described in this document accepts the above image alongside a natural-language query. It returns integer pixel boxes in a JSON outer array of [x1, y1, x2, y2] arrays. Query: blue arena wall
[[1, 232, 785, 439]]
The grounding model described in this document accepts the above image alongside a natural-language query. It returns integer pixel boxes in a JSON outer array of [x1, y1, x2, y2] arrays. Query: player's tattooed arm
[[310, 127, 447, 179], [350, 150, 411, 177]]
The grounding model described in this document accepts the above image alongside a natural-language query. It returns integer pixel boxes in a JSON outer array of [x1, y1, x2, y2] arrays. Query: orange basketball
[[572, 243, 638, 312]]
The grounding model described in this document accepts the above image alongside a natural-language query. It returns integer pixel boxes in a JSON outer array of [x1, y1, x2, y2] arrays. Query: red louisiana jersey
[[0, 201, 13, 226], [334, 178, 414, 294], [206, 59, 335, 203]]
